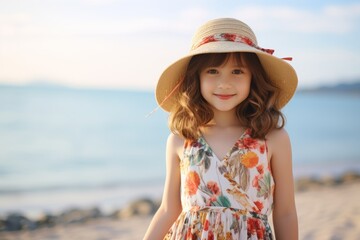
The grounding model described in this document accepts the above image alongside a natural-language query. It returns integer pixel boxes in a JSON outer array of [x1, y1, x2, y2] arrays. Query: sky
[[0, 0, 360, 91]]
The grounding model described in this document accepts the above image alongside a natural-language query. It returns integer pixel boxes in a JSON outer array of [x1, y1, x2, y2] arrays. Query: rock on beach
[[0, 198, 159, 233], [1, 172, 360, 240]]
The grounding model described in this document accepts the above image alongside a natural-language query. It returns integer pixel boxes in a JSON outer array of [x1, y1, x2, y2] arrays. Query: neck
[[209, 108, 241, 128]]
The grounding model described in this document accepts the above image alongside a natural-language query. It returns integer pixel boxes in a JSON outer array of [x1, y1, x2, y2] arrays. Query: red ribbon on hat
[[193, 33, 292, 61]]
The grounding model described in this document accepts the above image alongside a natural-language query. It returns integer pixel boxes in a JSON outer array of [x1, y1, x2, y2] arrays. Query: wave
[[0, 177, 164, 195]]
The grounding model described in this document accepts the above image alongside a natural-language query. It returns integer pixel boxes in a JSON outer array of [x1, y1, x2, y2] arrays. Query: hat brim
[[156, 41, 298, 112]]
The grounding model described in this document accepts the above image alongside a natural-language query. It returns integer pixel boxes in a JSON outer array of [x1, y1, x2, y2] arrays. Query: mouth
[[213, 94, 236, 100]]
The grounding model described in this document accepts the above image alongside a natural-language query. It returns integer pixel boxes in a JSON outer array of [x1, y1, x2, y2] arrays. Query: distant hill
[[0, 82, 69, 90], [299, 80, 360, 94], [1, 80, 360, 94]]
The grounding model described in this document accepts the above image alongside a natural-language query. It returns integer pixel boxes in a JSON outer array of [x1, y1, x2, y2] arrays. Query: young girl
[[144, 18, 298, 240]]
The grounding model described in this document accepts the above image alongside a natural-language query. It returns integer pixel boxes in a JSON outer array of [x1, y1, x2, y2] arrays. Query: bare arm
[[143, 133, 183, 240], [267, 129, 298, 240]]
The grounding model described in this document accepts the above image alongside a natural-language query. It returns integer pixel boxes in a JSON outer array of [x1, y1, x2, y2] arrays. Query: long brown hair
[[168, 52, 285, 140]]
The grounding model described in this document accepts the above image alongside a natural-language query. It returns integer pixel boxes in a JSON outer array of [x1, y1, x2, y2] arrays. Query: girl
[[144, 18, 298, 240]]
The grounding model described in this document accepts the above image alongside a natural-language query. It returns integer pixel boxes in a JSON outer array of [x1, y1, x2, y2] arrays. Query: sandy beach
[[295, 182, 360, 239], [1, 179, 360, 240]]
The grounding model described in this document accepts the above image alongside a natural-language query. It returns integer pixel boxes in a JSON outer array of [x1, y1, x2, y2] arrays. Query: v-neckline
[[200, 128, 248, 161]]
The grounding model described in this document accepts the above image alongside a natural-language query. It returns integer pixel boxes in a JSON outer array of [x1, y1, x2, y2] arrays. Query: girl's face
[[199, 54, 252, 113]]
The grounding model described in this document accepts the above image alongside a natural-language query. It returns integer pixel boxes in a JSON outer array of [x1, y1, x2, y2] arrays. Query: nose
[[217, 74, 231, 89]]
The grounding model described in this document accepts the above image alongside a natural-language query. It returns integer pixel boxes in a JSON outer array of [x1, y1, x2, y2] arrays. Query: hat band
[[192, 33, 275, 55]]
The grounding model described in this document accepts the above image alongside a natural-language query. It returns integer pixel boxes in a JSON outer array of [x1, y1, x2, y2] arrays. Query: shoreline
[[1, 171, 360, 237], [1, 163, 359, 216], [1, 180, 360, 240]]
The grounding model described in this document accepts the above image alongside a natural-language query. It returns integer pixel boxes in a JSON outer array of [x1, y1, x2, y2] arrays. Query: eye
[[232, 69, 244, 74], [206, 69, 218, 74]]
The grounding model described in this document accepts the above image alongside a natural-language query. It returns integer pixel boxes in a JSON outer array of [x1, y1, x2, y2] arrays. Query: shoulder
[[266, 129, 294, 185], [266, 128, 290, 144], [167, 132, 185, 147], [266, 128, 291, 158], [166, 132, 186, 159]]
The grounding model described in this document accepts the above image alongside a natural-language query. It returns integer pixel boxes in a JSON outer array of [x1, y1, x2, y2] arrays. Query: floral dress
[[164, 129, 275, 240]]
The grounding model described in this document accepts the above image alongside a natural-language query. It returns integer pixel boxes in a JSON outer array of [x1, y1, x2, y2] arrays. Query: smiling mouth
[[214, 94, 236, 100]]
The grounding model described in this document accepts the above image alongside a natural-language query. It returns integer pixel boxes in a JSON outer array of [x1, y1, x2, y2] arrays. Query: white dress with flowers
[[164, 129, 275, 240]]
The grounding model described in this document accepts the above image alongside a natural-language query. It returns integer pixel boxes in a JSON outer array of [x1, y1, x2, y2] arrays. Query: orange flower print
[[247, 218, 265, 239], [207, 181, 220, 196], [185, 171, 200, 196], [184, 139, 192, 149], [204, 220, 210, 231], [208, 230, 214, 240], [256, 164, 264, 174], [206, 195, 217, 206], [232, 212, 240, 220], [252, 201, 264, 213], [236, 137, 258, 149], [257, 229, 264, 239], [247, 218, 257, 235], [184, 139, 201, 149], [259, 144, 266, 154], [241, 151, 259, 168], [186, 228, 192, 239], [252, 175, 260, 188]]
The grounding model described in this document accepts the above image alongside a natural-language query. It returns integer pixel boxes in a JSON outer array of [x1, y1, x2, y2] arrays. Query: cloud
[[0, 10, 198, 38], [2, 2, 360, 38], [0, 13, 32, 37], [77, 0, 121, 5], [325, 3, 360, 18], [293, 47, 360, 86], [234, 3, 360, 34], [1, 1, 359, 89]]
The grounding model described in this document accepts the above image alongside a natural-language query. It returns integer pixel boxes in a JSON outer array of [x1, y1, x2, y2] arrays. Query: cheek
[[244, 79, 252, 91], [236, 78, 252, 97], [244, 82, 251, 96], [242, 75, 252, 91], [199, 78, 210, 96]]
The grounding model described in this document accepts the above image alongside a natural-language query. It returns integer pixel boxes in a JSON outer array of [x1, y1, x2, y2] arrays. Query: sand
[[1, 182, 360, 240], [295, 182, 360, 239]]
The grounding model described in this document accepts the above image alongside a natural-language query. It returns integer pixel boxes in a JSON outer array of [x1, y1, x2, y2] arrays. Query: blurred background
[[1, 0, 360, 219]]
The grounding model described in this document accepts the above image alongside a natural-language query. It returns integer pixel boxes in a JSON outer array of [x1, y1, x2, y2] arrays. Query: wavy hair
[[168, 52, 285, 140]]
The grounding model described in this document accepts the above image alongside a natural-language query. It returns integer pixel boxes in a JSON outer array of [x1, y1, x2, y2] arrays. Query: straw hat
[[155, 18, 298, 112]]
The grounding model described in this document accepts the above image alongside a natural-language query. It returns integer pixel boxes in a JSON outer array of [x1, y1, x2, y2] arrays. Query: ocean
[[0, 85, 359, 216]]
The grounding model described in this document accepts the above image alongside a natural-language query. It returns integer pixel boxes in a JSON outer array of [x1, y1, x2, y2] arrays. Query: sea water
[[0, 85, 359, 215]]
